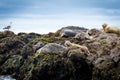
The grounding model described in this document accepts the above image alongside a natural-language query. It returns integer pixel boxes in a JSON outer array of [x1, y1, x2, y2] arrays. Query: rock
[[87, 41, 101, 55], [0, 36, 25, 55], [110, 47, 120, 63], [0, 54, 8, 66], [0, 55, 22, 75], [94, 56, 114, 70], [87, 28, 102, 36], [37, 43, 68, 56], [67, 48, 92, 80], [23, 53, 75, 80], [21, 42, 37, 59], [22, 52, 92, 80], [3, 30, 15, 37], [0, 32, 6, 39], [67, 48, 87, 61], [33, 41, 45, 52], [17, 32, 27, 36], [0, 26, 120, 80], [92, 55, 119, 80], [17, 32, 41, 43]]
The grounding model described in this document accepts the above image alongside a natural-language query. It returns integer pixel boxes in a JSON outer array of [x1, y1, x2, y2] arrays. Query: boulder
[[0, 37, 25, 55], [3, 30, 15, 37], [37, 43, 68, 56], [0, 55, 22, 75]]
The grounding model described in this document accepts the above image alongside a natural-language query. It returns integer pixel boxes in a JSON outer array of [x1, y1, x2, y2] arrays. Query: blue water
[[0, 76, 16, 80]]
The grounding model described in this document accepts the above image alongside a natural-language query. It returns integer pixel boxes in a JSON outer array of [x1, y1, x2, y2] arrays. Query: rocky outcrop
[[0, 31, 15, 39], [0, 26, 120, 80]]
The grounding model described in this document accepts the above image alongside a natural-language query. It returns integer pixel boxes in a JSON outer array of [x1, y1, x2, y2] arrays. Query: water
[[0, 76, 16, 80]]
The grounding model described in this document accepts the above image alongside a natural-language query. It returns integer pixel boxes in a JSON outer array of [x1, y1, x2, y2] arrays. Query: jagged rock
[[37, 43, 68, 56]]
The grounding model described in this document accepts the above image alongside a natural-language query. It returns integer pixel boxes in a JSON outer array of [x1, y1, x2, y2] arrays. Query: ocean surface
[[0, 75, 15, 80]]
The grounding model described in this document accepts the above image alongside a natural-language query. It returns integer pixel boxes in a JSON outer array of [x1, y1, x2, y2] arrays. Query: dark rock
[[0, 55, 22, 75], [94, 56, 114, 70], [0, 32, 6, 39], [67, 48, 92, 80], [17, 32, 27, 36], [17, 32, 41, 43], [22, 52, 92, 80], [0, 36, 25, 55], [0, 26, 120, 80], [67, 48, 87, 61], [92, 55, 118, 80], [21, 44, 35, 59]]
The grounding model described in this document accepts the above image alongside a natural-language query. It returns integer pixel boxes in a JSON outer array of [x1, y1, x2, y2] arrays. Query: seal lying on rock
[[86, 28, 102, 37], [64, 41, 90, 54], [102, 23, 120, 35], [60, 29, 77, 37], [74, 32, 93, 41]]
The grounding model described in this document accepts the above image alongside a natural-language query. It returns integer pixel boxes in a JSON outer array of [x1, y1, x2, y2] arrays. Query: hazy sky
[[0, 0, 120, 34]]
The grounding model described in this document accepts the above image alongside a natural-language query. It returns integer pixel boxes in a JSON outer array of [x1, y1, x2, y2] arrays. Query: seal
[[60, 29, 77, 37], [102, 23, 120, 35], [64, 41, 90, 54]]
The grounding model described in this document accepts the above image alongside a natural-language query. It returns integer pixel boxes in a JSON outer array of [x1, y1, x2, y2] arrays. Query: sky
[[0, 0, 120, 34]]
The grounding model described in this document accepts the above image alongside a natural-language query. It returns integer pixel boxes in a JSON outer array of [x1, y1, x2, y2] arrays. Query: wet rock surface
[[0, 26, 120, 80]]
